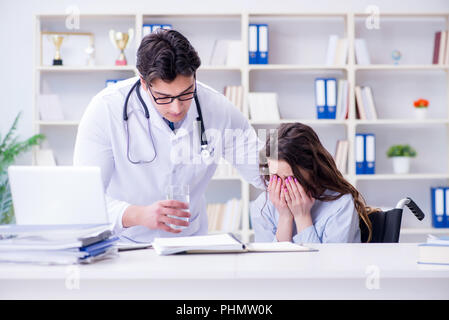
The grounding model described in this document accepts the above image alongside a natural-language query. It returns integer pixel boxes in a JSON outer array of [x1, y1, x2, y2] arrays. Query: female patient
[[250, 123, 372, 243]]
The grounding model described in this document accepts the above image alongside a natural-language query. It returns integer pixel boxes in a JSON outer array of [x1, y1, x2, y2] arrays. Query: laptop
[[7, 166, 110, 227]]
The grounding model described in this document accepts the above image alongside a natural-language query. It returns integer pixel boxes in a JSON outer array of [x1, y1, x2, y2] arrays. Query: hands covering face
[[267, 175, 315, 218]]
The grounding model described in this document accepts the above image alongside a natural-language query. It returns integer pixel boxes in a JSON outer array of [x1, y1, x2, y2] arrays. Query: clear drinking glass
[[165, 185, 190, 230]]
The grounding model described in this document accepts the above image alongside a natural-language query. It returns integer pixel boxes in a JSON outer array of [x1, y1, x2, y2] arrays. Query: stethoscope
[[123, 79, 213, 164]]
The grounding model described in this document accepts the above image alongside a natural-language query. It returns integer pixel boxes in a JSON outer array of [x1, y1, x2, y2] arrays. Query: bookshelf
[[33, 12, 449, 243]]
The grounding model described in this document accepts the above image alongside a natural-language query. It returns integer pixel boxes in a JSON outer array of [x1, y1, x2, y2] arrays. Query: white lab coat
[[73, 77, 264, 242]]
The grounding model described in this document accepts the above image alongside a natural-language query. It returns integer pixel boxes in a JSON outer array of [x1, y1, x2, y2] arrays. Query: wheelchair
[[360, 197, 425, 243]]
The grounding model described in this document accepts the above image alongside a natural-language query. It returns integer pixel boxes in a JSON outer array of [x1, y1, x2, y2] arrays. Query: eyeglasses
[[147, 81, 197, 105]]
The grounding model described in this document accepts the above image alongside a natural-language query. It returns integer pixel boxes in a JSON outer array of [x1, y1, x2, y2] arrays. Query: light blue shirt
[[250, 190, 361, 243]]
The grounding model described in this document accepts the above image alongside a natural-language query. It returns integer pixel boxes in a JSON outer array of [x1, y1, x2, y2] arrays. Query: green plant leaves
[[386, 144, 417, 158], [0, 111, 45, 224]]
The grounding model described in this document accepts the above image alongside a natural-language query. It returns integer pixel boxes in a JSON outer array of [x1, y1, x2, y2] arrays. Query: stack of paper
[[0, 224, 118, 265], [418, 234, 449, 265]]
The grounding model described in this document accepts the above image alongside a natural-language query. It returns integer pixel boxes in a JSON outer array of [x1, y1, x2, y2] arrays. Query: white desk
[[1, 243, 448, 299]]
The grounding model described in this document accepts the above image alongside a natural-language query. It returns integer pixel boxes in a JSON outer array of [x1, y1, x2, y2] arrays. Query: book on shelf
[[226, 40, 243, 67], [152, 233, 317, 255], [355, 85, 378, 120], [418, 234, 449, 265], [336, 79, 349, 120], [431, 187, 449, 228], [248, 24, 268, 64], [354, 38, 371, 65], [209, 40, 242, 67], [37, 94, 64, 121], [334, 140, 349, 175], [355, 133, 375, 175], [224, 85, 244, 114], [248, 92, 280, 121], [354, 86, 366, 120], [362, 86, 378, 120], [207, 198, 242, 233], [325, 35, 348, 65], [432, 30, 449, 65], [142, 24, 172, 38]]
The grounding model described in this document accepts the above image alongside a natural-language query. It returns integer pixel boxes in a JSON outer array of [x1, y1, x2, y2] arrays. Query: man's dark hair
[[136, 29, 201, 85]]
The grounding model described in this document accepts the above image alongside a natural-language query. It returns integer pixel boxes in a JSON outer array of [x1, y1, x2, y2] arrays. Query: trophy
[[50, 35, 64, 65], [85, 40, 96, 66], [109, 29, 134, 66]]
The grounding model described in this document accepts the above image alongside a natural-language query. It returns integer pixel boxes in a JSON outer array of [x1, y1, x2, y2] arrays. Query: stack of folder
[[0, 224, 118, 265]]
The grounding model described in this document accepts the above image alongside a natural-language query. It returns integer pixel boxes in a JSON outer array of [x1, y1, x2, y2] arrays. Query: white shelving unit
[[33, 12, 449, 243]]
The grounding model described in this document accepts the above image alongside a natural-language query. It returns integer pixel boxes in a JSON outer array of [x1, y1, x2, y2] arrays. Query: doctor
[[74, 29, 264, 242]]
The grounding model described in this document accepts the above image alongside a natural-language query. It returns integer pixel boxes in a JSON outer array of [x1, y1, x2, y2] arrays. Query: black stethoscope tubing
[[123, 79, 209, 164]]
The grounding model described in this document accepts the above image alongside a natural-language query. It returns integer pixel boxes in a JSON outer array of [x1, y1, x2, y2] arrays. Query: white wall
[[1, 0, 449, 156]]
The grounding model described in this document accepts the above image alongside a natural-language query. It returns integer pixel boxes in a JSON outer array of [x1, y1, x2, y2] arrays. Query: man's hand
[[123, 200, 190, 233]]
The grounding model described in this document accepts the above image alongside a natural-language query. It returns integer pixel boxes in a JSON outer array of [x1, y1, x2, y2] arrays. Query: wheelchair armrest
[[395, 197, 425, 221], [405, 197, 425, 221]]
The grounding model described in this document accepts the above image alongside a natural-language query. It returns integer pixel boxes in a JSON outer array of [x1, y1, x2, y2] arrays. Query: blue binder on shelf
[[431, 187, 446, 228], [325, 78, 337, 119], [445, 187, 449, 227], [142, 24, 172, 37], [105, 79, 125, 87], [248, 24, 258, 64], [364, 133, 375, 174], [142, 24, 152, 37], [355, 133, 365, 174], [315, 78, 327, 119], [257, 24, 268, 64]]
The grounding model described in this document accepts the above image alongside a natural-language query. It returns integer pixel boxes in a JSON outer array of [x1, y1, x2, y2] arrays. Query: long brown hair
[[259, 123, 373, 242]]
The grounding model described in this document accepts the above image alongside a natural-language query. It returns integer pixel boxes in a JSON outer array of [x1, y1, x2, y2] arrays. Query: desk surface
[[1, 243, 449, 299]]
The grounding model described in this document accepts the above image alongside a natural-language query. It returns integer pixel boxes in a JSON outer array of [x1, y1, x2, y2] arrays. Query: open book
[[152, 233, 317, 255]]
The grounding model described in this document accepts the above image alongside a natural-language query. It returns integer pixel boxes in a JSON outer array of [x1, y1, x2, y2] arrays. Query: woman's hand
[[284, 176, 314, 232], [268, 175, 294, 241], [267, 175, 292, 218]]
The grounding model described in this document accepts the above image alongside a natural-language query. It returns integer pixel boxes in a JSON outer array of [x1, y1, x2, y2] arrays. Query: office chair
[[360, 197, 425, 243]]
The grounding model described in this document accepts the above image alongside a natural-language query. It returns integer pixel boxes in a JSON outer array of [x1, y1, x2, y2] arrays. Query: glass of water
[[165, 185, 190, 230]]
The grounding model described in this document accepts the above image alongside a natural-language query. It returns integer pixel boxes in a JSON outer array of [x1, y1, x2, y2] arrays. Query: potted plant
[[386, 144, 417, 174], [413, 98, 429, 120], [0, 112, 45, 224]]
